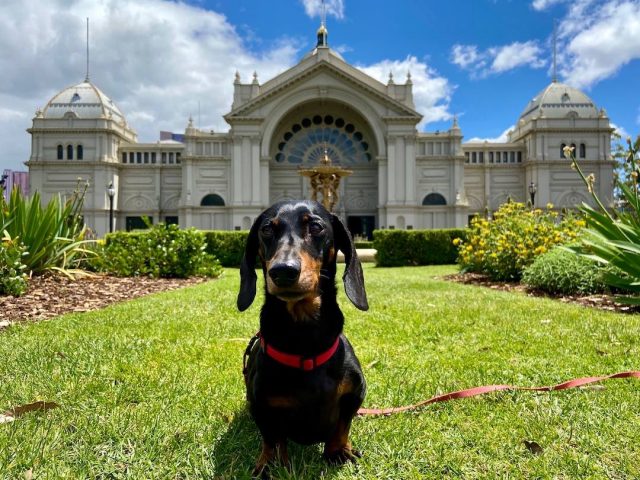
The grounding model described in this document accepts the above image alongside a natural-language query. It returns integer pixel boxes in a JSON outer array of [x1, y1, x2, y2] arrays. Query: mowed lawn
[[1, 265, 639, 479]]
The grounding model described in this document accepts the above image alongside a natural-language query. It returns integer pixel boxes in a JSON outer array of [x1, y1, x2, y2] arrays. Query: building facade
[[26, 28, 615, 237]]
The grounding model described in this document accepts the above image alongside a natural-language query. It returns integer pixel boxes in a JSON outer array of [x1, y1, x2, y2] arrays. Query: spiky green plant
[[567, 137, 640, 302], [0, 182, 93, 277]]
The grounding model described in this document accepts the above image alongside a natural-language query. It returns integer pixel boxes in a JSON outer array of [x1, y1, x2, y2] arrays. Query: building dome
[[518, 81, 599, 122], [42, 80, 126, 123]]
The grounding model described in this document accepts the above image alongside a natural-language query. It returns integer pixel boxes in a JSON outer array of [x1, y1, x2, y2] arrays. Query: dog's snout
[[268, 261, 301, 287]]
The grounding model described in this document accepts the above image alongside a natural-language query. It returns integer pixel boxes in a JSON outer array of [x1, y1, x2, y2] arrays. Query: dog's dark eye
[[309, 222, 324, 236], [261, 224, 274, 237]]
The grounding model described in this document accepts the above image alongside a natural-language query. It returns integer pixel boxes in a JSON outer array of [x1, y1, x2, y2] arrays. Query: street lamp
[[107, 181, 115, 233], [528, 181, 537, 207]]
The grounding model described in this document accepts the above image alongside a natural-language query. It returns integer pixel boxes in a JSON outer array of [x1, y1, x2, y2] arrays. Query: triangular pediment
[[225, 51, 422, 121]]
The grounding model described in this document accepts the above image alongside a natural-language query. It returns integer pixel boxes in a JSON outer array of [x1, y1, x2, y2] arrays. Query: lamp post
[[107, 181, 115, 233], [528, 181, 537, 207]]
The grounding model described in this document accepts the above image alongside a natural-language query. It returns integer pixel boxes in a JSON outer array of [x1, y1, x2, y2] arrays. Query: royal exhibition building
[[25, 25, 615, 238]]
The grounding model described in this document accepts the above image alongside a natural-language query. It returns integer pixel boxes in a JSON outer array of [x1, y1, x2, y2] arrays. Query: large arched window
[[200, 194, 225, 206], [560, 143, 566, 159], [579, 143, 586, 159], [67, 145, 73, 160], [275, 115, 372, 165], [422, 193, 447, 206], [77, 145, 83, 160], [57, 145, 63, 160]]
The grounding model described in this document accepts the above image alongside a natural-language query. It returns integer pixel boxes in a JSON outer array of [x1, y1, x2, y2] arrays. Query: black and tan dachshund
[[237, 200, 368, 477]]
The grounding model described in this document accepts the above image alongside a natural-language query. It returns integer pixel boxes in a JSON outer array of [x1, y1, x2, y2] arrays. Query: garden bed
[[0, 274, 211, 325], [445, 272, 640, 314]]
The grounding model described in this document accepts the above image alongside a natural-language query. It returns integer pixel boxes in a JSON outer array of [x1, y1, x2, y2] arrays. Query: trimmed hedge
[[203, 231, 249, 267], [373, 229, 467, 267], [101, 224, 221, 278]]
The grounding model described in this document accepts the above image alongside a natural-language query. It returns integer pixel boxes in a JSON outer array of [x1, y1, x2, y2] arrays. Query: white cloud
[[450, 41, 545, 77], [531, 0, 567, 11], [558, 1, 640, 89], [0, 0, 300, 171], [301, 0, 345, 20], [357, 56, 453, 127], [450, 44, 485, 70], [466, 125, 514, 144], [489, 41, 546, 73], [611, 122, 631, 141]]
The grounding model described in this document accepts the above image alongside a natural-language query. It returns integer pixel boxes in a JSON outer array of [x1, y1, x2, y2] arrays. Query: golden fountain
[[299, 148, 352, 212]]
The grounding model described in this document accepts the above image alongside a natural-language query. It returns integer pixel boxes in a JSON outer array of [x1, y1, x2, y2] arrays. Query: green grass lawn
[[1, 265, 639, 479]]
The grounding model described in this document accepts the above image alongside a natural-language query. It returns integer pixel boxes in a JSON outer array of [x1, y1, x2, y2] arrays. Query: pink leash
[[357, 371, 640, 416]]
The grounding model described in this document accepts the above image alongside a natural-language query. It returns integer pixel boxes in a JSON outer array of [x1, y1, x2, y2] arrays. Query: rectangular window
[[427, 142, 434, 155], [489, 152, 494, 163], [126, 216, 152, 232], [161, 152, 167, 164], [465, 152, 469, 163], [151, 152, 156, 164], [479, 152, 484, 163], [129, 152, 135, 163], [517, 152, 522, 163], [168, 152, 174, 164], [121, 153, 127, 163], [165, 216, 179, 225], [136, 152, 142, 164], [176, 152, 181, 164], [510, 152, 515, 163]]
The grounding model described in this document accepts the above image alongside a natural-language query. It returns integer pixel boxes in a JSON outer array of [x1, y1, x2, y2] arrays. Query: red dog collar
[[259, 333, 341, 371]]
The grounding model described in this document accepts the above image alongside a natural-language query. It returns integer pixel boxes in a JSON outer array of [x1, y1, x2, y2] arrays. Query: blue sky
[[1, 0, 639, 171]]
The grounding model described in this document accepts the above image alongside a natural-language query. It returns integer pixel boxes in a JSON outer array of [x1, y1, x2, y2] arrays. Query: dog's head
[[236, 200, 368, 313]]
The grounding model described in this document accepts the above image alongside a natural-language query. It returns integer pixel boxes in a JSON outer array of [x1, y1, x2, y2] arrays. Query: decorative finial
[[453, 114, 459, 128], [316, 0, 328, 48], [85, 18, 90, 82], [388, 71, 394, 84], [234, 70, 240, 83], [552, 19, 558, 83], [406, 71, 412, 84], [188, 115, 194, 128], [252, 71, 259, 84], [321, 146, 332, 165]]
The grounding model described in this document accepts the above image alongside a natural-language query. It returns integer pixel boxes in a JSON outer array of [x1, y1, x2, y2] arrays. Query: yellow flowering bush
[[455, 200, 584, 280]]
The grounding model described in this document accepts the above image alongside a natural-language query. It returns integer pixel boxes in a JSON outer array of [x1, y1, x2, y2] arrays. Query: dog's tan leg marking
[[323, 417, 361, 465]]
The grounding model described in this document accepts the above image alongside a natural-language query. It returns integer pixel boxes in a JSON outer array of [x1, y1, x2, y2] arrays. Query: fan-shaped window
[[71, 92, 81, 103], [201, 194, 225, 206], [561, 93, 570, 103], [57, 145, 63, 160], [422, 193, 447, 206], [67, 145, 73, 160], [275, 115, 372, 165], [560, 143, 566, 159], [77, 145, 83, 160], [579, 143, 586, 158]]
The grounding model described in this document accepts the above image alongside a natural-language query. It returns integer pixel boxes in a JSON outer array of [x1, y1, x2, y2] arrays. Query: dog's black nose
[[268, 261, 301, 287]]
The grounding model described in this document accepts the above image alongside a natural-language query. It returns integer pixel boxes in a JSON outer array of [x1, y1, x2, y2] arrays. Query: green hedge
[[203, 231, 249, 267], [101, 224, 221, 278], [373, 229, 468, 267]]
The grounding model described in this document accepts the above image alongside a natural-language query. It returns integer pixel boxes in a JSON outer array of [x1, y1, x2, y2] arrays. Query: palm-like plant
[[0, 182, 93, 276], [567, 137, 640, 302]]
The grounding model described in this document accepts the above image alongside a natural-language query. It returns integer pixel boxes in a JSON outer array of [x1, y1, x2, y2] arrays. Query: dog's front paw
[[323, 445, 363, 465]]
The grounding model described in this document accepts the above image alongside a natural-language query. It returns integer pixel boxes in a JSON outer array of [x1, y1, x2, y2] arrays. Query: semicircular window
[[275, 116, 372, 165], [422, 193, 447, 206], [201, 194, 225, 206]]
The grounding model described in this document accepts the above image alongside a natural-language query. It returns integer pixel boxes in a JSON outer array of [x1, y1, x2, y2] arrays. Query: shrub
[[567, 137, 640, 303], [101, 224, 222, 278], [455, 201, 584, 281], [0, 182, 91, 275], [522, 246, 611, 295], [373, 229, 467, 267], [0, 230, 28, 296], [203, 231, 248, 267]]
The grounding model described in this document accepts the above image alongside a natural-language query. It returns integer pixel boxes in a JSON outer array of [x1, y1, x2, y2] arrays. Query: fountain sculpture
[[299, 148, 352, 212]]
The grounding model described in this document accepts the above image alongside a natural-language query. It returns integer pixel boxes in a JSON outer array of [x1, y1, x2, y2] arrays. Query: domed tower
[[508, 80, 615, 208], [26, 79, 136, 235]]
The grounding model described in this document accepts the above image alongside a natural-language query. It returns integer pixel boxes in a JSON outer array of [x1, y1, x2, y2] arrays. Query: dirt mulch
[[444, 272, 640, 314], [0, 274, 210, 327]]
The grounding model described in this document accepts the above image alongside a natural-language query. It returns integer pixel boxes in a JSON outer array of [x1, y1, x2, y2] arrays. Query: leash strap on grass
[[357, 371, 640, 416]]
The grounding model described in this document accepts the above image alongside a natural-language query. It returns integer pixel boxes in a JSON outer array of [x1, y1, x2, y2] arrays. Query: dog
[[237, 200, 368, 477]]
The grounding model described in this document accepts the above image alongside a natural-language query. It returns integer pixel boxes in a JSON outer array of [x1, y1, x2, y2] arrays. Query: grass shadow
[[210, 408, 354, 479]]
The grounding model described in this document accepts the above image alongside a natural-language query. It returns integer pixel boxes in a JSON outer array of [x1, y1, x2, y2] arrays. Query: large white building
[[26, 25, 614, 237]]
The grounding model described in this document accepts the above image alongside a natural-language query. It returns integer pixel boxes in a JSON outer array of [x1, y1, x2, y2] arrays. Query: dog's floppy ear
[[331, 214, 368, 311], [237, 214, 264, 311]]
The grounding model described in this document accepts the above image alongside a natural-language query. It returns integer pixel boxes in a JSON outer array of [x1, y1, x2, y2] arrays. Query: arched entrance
[[269, 101, 379, 239]]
